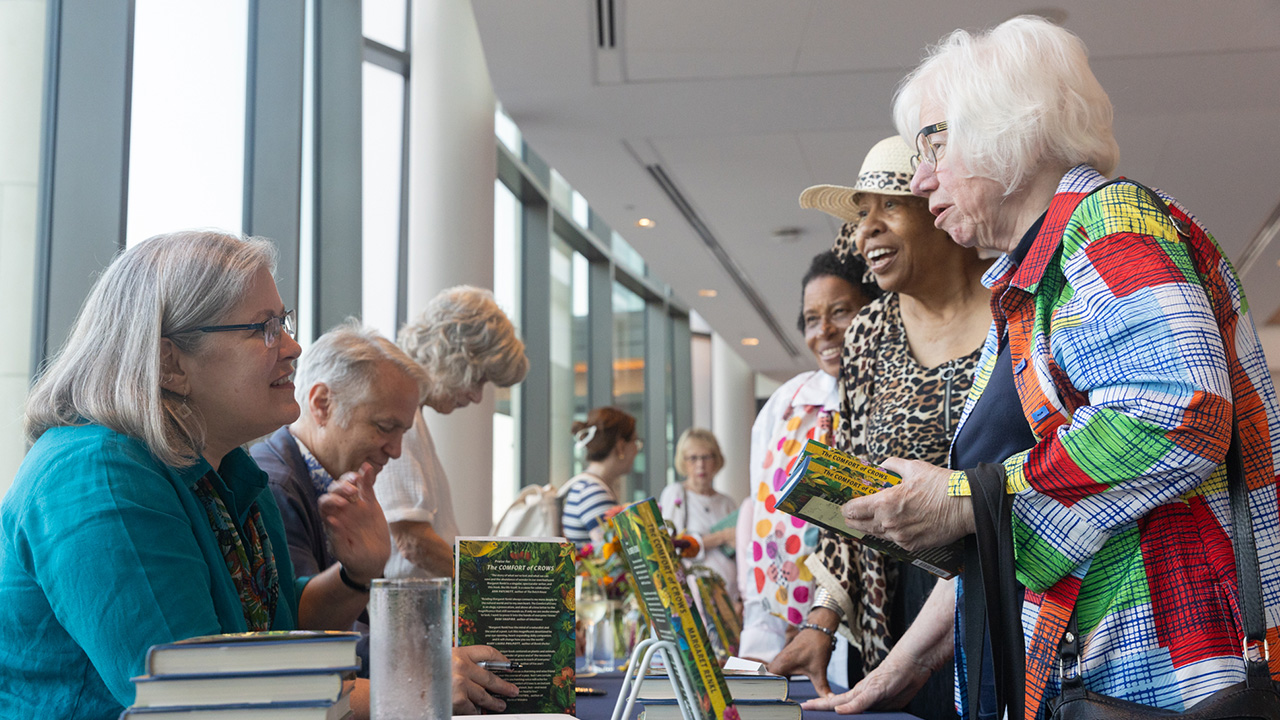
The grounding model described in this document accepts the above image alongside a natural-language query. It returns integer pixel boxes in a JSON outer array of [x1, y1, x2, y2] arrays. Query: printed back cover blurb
[[454, 536, 577, 714]]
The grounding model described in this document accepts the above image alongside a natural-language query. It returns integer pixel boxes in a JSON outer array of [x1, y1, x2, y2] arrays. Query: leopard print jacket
[[804, 293, 980, 675]]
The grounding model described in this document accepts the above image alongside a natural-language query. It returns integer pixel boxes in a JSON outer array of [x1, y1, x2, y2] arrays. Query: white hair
[[294, 321, 429, 425], [25, 230, 277, 467], [893, 15, 1119, 194], [397, 286, 528, 400]]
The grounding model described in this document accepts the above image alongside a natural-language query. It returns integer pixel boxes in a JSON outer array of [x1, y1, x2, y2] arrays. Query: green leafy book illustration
[[454, 536, 577, 714], [775, 440, 963, 579], [611, 499, 739, 720]]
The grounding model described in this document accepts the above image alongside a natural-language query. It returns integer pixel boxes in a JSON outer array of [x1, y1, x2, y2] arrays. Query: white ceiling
[[472, 0, 1280, 380]]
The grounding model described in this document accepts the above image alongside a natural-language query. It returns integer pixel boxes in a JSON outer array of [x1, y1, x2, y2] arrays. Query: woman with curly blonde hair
[[376, 286, 529, 579]]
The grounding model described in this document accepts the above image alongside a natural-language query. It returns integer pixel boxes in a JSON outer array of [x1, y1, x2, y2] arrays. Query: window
[[613, 282, 646, 500], [126, 0, 249, 246], [492, 179, 522, 523], [550, 236, 591, 484], [361, 61, 406, 339]]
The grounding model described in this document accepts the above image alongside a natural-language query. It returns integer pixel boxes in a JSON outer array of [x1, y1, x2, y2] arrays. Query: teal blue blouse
[[0, 425, 304, 718]]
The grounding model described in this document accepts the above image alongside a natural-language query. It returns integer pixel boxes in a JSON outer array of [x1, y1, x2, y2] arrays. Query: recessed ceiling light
[[741, 338, 760, 346], [698, 289, 718, 298], [636, 218, 656, 228]]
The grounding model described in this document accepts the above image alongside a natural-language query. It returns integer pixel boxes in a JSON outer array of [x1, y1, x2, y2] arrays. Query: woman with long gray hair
[[0, 230, 388, 717]]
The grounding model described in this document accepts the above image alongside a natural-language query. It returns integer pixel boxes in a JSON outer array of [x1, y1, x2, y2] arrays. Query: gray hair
[[397, 286, 529, 399], [25, 230, 277, 467], [893, 15, 1119, 195], [295, 321, 429, 425]]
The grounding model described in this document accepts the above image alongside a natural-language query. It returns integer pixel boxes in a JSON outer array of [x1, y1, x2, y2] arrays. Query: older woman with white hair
[[376, 286, 529, 579], [812, 16, 1280, 719], [0, 231, 387, 717]]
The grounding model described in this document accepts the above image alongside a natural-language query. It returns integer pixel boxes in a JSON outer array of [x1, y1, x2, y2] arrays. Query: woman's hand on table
[[841, 457, 974, 551], [452, 645, 520, 714], [318, 462, 391, 584], [766, 609, 837, 697], [801, 649, 933, 714]]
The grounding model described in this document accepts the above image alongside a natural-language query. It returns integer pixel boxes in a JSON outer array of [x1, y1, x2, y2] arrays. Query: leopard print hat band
[[798, 135, 917, 226]]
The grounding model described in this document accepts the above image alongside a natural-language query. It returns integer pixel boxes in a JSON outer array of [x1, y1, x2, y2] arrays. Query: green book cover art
[[454, 537, 577, 714], [776, 446, 963, 579], [690, 571, 741, 662], [612, 499, 739, 720]]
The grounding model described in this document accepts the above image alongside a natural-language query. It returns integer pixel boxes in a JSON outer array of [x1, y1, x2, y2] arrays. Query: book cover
[[775, 440, 963, 579], [144, 631, 360, 677], [687, 571, 741, 661], [454, 536, 577, 715], [639, 667, 788, 701], [611, 498, 738, 720]]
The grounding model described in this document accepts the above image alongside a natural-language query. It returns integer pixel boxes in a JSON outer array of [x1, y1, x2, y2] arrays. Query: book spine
[[614, 500, 735, 720]]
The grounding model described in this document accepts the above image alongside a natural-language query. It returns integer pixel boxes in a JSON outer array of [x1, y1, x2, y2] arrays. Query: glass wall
[[16, 4, 694, 516], [492, 179, 523, 523], [361, 61, 406, 339], [549, 236, 591, 484], [612, 282, 647, 500], [126, 0, 249, 246]]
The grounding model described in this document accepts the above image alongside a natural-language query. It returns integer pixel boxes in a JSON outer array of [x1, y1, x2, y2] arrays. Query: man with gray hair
[[254, 321, 427, 592], [252, 321, 520, 713]]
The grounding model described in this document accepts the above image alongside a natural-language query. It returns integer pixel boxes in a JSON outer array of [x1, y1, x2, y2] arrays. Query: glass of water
[[369, 577, 452, 719]]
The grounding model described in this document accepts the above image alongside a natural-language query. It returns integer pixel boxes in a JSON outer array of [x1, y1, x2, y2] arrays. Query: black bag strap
[[1056, 178, 1271, 685], [965, 462, 1026, 720]]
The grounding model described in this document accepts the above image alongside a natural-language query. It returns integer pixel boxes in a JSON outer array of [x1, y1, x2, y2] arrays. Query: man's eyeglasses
[[191, 309, 296, 348], [910, 121, 949, 172]]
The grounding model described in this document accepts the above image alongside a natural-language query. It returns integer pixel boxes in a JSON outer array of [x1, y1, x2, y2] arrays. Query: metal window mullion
[[244, 0, 305, 313], [671, 312, 693, 440], [310, 0, 362, 336], [644, 300, 668, 497], [520, 196, 552, 488], [588, 259, 614, 408]]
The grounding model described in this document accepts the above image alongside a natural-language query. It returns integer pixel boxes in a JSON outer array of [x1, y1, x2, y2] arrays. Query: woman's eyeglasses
[[191, 309, 297, 348], [910, 121, 949, 171]]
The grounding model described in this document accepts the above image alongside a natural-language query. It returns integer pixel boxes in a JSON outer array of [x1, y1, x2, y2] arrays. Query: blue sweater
[[0, 425, 302, 718]]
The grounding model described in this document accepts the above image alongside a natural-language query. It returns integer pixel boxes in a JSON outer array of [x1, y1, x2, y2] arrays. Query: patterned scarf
[[192, 473, 280, 631]]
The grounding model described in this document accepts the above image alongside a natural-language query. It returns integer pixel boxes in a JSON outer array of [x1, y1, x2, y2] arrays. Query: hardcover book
[[454, 536, 577, 715], [687, 571, 741, 661], [639, 667, 788, 702], [132, 668, 350, 707], [144, 631, 360, 677], [775, 440, 963, 579], [640, 698, 800, 720], [119, 695, 351, 720], [611, 498, 738, 720]]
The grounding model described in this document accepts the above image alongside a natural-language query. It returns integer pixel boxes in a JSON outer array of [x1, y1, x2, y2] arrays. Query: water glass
[[589, 600, 618, 672], [368, 577, 452, 720]]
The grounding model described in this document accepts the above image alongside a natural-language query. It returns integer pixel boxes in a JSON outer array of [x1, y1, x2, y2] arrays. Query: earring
[[175, 395, 192, 419]]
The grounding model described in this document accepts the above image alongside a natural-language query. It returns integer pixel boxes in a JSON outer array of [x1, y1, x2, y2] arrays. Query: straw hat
[[798, 136, 916, 223]]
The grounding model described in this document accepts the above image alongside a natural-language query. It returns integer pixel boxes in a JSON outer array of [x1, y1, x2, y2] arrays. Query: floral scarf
[[192, 474, 280, 631]]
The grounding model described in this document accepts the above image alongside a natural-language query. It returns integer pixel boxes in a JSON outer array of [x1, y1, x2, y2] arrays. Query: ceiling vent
[[593, 0, 623, 84]]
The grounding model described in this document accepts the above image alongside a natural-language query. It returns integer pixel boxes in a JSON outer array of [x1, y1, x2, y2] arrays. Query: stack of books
[[639, 666, 800, 719], [119, 630, 360, 719]]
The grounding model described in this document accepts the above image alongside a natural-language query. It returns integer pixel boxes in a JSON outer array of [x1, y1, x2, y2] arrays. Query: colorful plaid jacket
[[947, 165, 1280, 718]]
